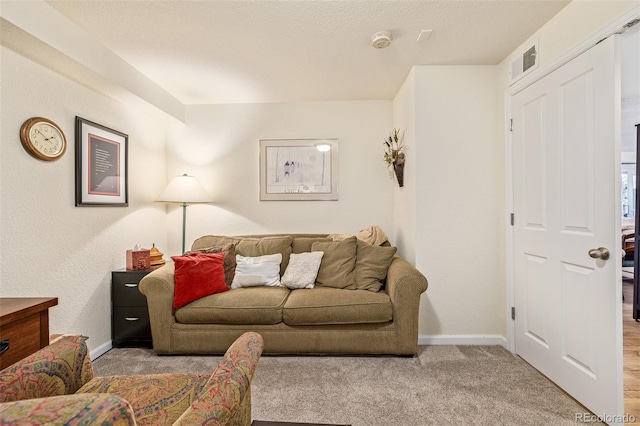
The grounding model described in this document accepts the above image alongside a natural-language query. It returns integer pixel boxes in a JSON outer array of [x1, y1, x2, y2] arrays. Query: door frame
[[505, 4, 640, 354]]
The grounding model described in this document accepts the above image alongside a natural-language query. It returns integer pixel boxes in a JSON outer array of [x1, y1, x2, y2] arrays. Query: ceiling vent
[[371, 31, 392, 49], [509, 40, 539, 85]]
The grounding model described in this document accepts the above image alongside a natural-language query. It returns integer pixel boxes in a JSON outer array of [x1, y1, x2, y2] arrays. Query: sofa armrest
[[0, 335, 93, 402], [174, 332, 264, 425], [0, 393, 136, 425], [386, 256, 428, 299], [385, 256, 428, 353], [139, 262, 177, 353]]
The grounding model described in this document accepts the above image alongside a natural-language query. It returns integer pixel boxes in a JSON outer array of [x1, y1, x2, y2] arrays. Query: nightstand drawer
[[112, 307, 151, 342], [112, 272, 149, 306]]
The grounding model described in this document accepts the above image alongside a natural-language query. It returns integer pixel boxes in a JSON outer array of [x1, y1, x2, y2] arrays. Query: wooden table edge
[[0, 297, 58, 327]]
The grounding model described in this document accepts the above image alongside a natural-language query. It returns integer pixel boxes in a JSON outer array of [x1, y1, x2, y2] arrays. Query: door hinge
[[511, 307, 516, 320], [510, 213, 514, 226], [509, 118, 513, 132]]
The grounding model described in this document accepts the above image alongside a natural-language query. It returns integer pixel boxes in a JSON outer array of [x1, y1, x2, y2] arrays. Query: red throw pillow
[[172, 253, 229, 309]]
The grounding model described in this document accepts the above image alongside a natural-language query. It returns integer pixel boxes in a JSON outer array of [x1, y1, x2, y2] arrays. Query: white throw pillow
[[281, 251, 324, 289], [231, 253, 282, 289]]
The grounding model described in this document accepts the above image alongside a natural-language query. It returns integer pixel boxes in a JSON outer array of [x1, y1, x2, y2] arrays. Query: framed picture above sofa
[[259, 138, 338, 201]]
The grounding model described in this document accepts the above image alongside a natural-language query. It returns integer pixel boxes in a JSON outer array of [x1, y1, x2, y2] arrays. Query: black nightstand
[[111, 269, 152, 347]]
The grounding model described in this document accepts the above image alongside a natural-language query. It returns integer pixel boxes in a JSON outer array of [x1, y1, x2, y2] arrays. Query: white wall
[[506, 0, 639, 74], [499, 1, 639, 99], [498, 1, 640, 145], [0, 47, 172, 354], [392, 69, 417, 264], [393, 65, 503, 341], [163, 101, 395, 257]]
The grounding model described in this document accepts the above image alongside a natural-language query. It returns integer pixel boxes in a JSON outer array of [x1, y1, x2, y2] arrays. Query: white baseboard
[[90, 340, 112, 361], [419, 334, 508, 348], [90, 336, 507, 359]]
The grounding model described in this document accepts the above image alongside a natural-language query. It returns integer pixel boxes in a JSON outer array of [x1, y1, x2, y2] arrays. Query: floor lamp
[[156, 174, 213, 254]]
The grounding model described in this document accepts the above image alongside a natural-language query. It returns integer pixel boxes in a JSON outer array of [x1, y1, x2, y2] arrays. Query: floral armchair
[[0, 332, 264, 425]]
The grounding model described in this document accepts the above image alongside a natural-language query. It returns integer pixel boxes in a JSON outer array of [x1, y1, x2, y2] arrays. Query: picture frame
[[259, 138, 338, 201], [75, 117, 128, 207]]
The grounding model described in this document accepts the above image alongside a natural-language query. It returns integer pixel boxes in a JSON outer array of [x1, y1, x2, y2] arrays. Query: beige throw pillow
[[312, 236, 357, 290], [354, 239, 397, 292]]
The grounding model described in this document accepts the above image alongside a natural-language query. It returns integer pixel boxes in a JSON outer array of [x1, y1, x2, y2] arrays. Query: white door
[[512, 36, 623, 421]]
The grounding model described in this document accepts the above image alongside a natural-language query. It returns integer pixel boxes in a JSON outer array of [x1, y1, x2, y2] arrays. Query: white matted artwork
[[260, 138, 338, 201]]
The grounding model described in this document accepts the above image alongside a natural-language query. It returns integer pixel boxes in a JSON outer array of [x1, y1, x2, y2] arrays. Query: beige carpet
[[93, 344, 600, 426]]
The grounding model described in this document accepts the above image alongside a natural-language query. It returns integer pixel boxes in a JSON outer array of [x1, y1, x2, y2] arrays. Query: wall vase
[[393, 157, 405, 188]]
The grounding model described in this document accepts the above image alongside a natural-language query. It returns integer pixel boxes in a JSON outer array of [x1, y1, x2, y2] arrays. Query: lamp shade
[[155, 174, 213, 204]]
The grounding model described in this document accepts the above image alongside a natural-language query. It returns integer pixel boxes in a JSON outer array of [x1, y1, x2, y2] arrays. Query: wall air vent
[[509, 40, 539, 85]]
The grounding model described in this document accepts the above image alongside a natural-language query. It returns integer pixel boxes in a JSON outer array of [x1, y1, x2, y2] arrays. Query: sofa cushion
[[292, 236, 331, 253], [77, 373, 209, 425], [354, 239, 398, 292], [192, 235, 293, 275], [283, 287, 392, 325], [312, 236, 357, 289], [172, 253, 229, 309], [175, 287, 291, 325]]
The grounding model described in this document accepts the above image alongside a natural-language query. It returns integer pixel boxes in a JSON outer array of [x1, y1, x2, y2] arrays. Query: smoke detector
[[371, 31, 392, 49]]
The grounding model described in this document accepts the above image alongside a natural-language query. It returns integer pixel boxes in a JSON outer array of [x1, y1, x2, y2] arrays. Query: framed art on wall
[[259, 138, 338, 201], [75, 117, 128, 207]]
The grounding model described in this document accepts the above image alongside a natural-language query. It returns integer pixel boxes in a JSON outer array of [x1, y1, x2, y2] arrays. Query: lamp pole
[[181, 202, 187, 254], [155, 173, 213, 256]]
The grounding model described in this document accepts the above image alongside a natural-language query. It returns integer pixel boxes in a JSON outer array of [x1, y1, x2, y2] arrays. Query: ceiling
[[46, 0, 571, 105]]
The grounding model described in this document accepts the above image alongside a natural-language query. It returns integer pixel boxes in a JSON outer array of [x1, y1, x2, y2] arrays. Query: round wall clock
[[19, 117, 67, 161]]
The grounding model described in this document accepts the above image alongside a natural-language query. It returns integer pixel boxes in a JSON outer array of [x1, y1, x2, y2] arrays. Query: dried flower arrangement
[[383, 128, 404, 167], [383, 128, 405, 187]]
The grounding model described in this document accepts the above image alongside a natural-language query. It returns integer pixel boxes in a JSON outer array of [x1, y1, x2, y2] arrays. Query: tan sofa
[[139, 234, 428, 356]]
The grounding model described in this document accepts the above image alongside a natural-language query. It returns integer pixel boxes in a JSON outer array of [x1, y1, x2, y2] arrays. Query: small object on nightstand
[[149, 243, 165, 270], [112, 269, 152, 347], [126, 245, 151, 271]]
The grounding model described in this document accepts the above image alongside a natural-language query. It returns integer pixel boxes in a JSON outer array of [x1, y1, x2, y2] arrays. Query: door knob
[[588, 247, 610, 260]]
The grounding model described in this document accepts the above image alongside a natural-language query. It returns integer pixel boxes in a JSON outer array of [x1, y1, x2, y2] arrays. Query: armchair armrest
[[0, 335, 93, 402], [0, 393, 136, 425], [174, 332, 264, 426], [139, 263, 177, 353]]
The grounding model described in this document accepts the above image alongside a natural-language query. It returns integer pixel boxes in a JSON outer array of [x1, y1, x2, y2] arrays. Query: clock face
[[20, 117, 67, 161]]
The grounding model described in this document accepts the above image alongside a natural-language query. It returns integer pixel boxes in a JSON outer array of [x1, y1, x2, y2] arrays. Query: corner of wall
[[391, 68, 417, 264]]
